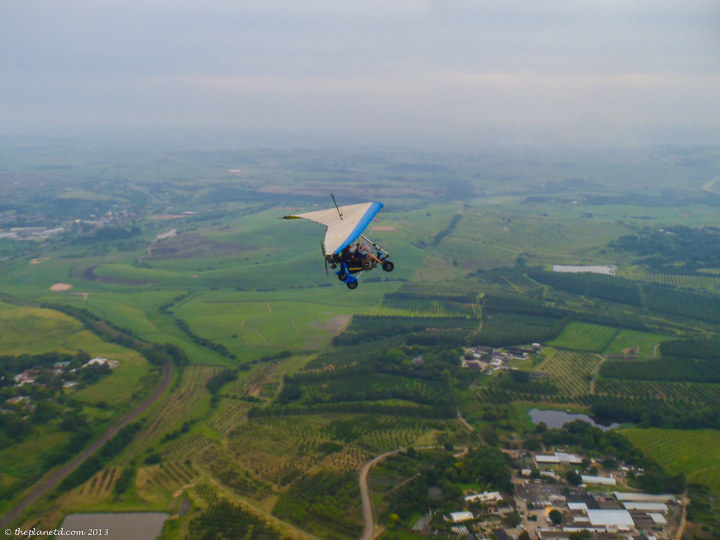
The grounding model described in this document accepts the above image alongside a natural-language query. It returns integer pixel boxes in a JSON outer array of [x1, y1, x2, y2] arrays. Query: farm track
[[590, 355, 608, 395], [203, 475, 323, 540], [675, 495, 689, 540], [359, 449, 401, 540], [0, 359, 173, 529], [456, 408, 476, 434], [359, 445, 439, 540]]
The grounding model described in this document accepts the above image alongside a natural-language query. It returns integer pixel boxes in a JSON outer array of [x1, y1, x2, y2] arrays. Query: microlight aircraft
[[283, 195, 394, 289]]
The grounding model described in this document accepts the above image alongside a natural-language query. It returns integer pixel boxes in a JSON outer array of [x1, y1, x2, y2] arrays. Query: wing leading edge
[[283, 201, 383, 254]]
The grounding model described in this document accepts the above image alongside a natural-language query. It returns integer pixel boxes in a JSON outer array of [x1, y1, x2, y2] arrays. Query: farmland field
[[173, 285, 399, 362], [595, 379, 720, 406], [537, 349, 603, 397], [0, 301, 151, 407], [548, 322, 618, 352], [4, 145, 720, 537], [623, 428, 720, 496], [625, 269, 720, 293], [602, 329, 672, 357]]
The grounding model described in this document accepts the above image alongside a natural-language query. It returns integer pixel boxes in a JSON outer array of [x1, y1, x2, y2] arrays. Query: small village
[[461, 344, 542, 373], [1, 356, 117, 412], [414, 448, 683, 540]]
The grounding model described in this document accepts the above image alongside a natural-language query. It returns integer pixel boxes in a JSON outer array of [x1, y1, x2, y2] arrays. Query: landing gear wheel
[[338, 272, 348, 281], [382, 260, 395, 272], [346, 281, 358, 290]]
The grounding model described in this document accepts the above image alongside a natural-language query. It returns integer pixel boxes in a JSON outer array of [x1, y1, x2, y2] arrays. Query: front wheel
[[346, 281, 358, 290], [382, 260, 394, 272]]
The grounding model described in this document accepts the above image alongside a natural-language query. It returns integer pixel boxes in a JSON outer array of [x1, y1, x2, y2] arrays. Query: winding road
[[359, 449, 402, 540], [675, 495, 689, 540], [0, 359, 173, 529]]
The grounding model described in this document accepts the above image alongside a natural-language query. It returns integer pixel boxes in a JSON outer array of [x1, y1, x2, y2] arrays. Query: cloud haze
[[1, 0, 719, 147]]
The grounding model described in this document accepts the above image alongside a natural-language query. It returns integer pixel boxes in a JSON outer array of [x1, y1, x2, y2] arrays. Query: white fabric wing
[[284, 202, 383, 254]]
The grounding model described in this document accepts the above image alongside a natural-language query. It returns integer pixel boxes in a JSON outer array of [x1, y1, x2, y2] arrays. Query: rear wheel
[[347, 281, 358, 290], [338, 272, 348, 281], [382, 260, 394, 272]]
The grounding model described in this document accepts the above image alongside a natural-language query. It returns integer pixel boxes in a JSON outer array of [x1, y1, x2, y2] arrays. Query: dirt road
[[0, 359, 173, 529], [675, 495, 689, 540], [359, 449, 404, 540]]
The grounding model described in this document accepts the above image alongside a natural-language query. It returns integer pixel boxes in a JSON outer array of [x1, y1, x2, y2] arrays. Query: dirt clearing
[[49, 283, 73, 291], [313, 314, 352, 333]]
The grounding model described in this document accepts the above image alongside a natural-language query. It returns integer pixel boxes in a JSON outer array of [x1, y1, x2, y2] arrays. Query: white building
[[552, 265, 617, 276], [535, 452, 582, 465], [448, 511, 474, 523], [586, 509, 634, 529], [613, 492, 676, 503], [465, 491, 501, 504], [82, 357, 119, 369], [622, 502, 668, 513], [649, 514, 667, 526], [581, 474, 616, 486]]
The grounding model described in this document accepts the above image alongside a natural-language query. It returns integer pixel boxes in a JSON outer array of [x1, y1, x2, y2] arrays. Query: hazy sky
[[1, 0, 719, 148]]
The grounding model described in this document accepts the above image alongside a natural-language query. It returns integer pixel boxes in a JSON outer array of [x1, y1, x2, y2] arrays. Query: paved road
[[0, 359, 173, 529], [359, 449, 403, 540]]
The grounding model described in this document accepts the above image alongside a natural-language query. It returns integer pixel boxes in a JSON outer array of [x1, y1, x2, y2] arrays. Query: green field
[[173, 285, 400, 362], [603, 329, 672, 357], [548, 322, 619, 352], [0, 301, 148, 369], [0, 300, 152, 407], [4, 146, 720, 537], [0, 300, 154, 516], [623, 428, 720, 495], [538, 348, 603, 397]]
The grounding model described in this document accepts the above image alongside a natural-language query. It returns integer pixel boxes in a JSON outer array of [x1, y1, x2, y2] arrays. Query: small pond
[[59, 512, 168, 540], [529, 408, 619, 431]]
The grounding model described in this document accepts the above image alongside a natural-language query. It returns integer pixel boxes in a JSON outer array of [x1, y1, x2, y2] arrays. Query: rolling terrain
[[1, 145, 720, 538]]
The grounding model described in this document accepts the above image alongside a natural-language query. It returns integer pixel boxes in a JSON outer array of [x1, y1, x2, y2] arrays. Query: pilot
[[341, 245, 354, 264]]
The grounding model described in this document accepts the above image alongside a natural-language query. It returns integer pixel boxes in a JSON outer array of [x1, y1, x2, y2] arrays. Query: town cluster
[[419, 449, 681, 540]]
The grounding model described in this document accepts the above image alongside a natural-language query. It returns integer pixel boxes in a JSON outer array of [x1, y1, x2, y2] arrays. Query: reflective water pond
[[529, 408, 619, 431], [59, 512, 168, 540]]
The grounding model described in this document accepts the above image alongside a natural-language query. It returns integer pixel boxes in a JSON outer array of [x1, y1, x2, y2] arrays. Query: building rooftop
[[587, 509, 634, 527], [623, 502, 668, 513], [448, 511, 474, 523], [613, 492, 676, 502], [535, 452, 582, 464], [465, 491, 501, 503], [582, 475, 616, 486]]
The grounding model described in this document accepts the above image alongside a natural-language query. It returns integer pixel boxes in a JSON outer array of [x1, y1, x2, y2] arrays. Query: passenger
[[353, 243, 383, 268]]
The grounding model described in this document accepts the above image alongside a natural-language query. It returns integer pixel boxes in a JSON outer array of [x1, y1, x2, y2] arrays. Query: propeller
[[321, 241, 328, 276]]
